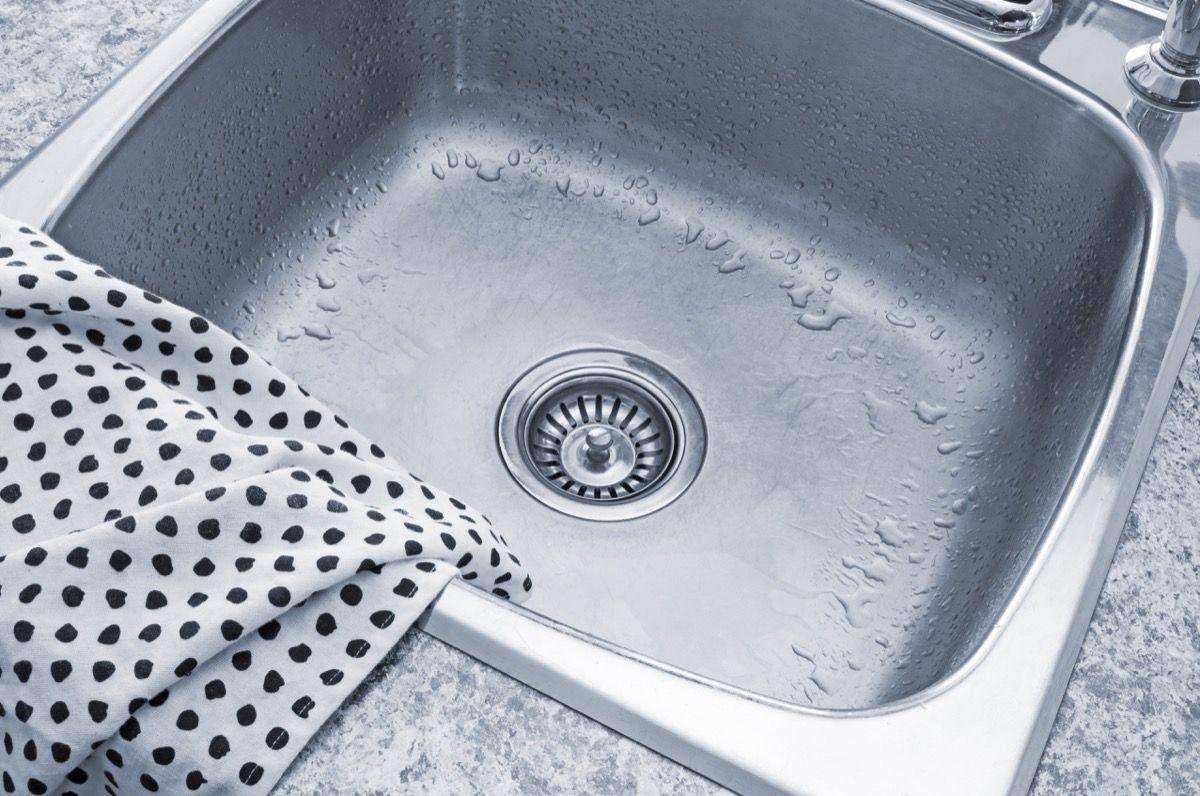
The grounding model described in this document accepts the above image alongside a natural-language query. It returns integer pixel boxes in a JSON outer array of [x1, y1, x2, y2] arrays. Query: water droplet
[[315, 272, 336, 289], [787, 285, 814, 308], [302, 323, 333, 340], [913, 401, 948, 425], [431, 163, 445, 180], [637, 207, 661, 226], [717, 249, 745, 273], [885, 311, 916, 328], [507, 148, 521, 167], [704, 233, 730, 251], [936, 440, 963, 454], [476, 161, 503, 182], [797, 304, 852, 331]]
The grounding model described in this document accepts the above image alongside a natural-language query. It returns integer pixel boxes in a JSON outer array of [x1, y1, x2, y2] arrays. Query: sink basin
[[3, 0, 1197, 792]]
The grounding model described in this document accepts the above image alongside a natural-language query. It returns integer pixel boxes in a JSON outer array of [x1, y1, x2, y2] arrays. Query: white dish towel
[[0, 215, 532, 794]]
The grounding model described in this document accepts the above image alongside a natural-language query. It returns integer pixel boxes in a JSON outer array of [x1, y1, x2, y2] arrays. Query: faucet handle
[[1125, 0, 1200, 109]]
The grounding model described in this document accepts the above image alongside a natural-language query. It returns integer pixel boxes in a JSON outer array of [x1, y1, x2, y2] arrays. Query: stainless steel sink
[[2, 0, 1198, 792]]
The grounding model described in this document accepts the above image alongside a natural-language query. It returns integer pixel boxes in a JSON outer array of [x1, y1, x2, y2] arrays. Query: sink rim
[[0, 0, 1188, 793]]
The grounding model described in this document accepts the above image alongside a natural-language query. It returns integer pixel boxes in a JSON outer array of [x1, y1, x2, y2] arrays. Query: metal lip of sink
[[1, 0, 1196, 793]]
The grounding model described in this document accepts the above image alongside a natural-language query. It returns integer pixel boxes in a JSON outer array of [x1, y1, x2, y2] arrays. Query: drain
[[498, 350, 705, 521]]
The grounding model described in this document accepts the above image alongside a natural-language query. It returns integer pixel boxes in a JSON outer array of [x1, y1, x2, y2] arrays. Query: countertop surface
[[1, 1, 1197, 793]]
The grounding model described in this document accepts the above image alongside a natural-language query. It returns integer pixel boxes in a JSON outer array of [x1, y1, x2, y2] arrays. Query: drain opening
[[498, 350, 705, 521]]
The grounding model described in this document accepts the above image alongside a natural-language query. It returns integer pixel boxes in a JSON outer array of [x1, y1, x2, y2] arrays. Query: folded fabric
[[0, 215, 531, 794]]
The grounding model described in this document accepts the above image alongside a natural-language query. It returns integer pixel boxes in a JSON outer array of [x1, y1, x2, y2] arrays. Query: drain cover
[[498, 349, 705, 521]]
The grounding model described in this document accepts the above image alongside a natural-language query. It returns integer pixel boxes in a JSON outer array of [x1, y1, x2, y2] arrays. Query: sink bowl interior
[[47, 0, 1150, 709]]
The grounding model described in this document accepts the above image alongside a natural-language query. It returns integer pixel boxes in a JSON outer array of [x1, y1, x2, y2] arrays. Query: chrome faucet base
[[1126, 0, 1200, 109], [1126, 41, 1200, 108]]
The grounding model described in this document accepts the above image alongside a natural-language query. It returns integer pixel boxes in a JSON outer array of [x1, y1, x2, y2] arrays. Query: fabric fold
[[0, 216, 531, 794]]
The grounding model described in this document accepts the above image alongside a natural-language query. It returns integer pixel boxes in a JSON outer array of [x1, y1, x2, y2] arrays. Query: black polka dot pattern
[[0, 219, 531, 793]]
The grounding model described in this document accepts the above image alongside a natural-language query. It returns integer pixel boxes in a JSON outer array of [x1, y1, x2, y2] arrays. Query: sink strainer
[[498, 349, 705, 521]]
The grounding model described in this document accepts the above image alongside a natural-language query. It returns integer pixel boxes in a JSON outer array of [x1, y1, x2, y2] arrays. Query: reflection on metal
[[908, 0, 1053, 35], [1126, 0, 1200, 107], [0, 0, 1197, 794]]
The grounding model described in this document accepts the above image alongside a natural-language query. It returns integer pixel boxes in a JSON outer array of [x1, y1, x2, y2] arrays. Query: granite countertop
[[2, 1, 1197, 793]]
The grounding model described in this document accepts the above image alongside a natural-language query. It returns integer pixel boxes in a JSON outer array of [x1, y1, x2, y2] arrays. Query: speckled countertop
[[2, 1, 1197, 793]]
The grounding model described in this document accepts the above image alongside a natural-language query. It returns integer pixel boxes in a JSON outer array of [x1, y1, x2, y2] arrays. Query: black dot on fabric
[[87, 701, 108, 723], [239, 762, 265, 786], [265, 726, 290, 750], [339, 584, 363, 606], [177, 709, 200, 730], [208, 735, 231, 759], [262, 669, 285, 694], [292, 695, 316, 719], [50, 660, 73, 682], [61, 585, 85, 607], [315, 613, 337, 636], [236, 704, 256, 726], [93, 661, 116, 682]]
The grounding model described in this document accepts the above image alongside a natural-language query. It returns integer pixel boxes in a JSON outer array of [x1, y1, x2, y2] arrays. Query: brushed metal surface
[[1, 0, 1197, 792]]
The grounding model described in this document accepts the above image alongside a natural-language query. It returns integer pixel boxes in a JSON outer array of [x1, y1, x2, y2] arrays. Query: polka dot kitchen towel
[[0, 215, 532, 794]]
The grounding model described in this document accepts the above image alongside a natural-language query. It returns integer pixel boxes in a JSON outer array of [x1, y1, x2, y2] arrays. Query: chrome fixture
[[1126, 0, 1200, 108], [497, 350, 705, 521], [909, 0, 1052, 35]]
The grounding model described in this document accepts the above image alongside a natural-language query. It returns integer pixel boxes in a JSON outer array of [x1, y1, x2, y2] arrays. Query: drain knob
[[497, 349, 705, 519], [584, 427, 614, 463]]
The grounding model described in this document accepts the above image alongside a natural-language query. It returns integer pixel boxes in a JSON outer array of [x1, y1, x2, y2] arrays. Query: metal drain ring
[[498, 349, 705, 521]]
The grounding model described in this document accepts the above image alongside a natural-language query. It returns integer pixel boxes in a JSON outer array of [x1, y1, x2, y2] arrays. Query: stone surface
[[0, 1, 1195, 793]]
